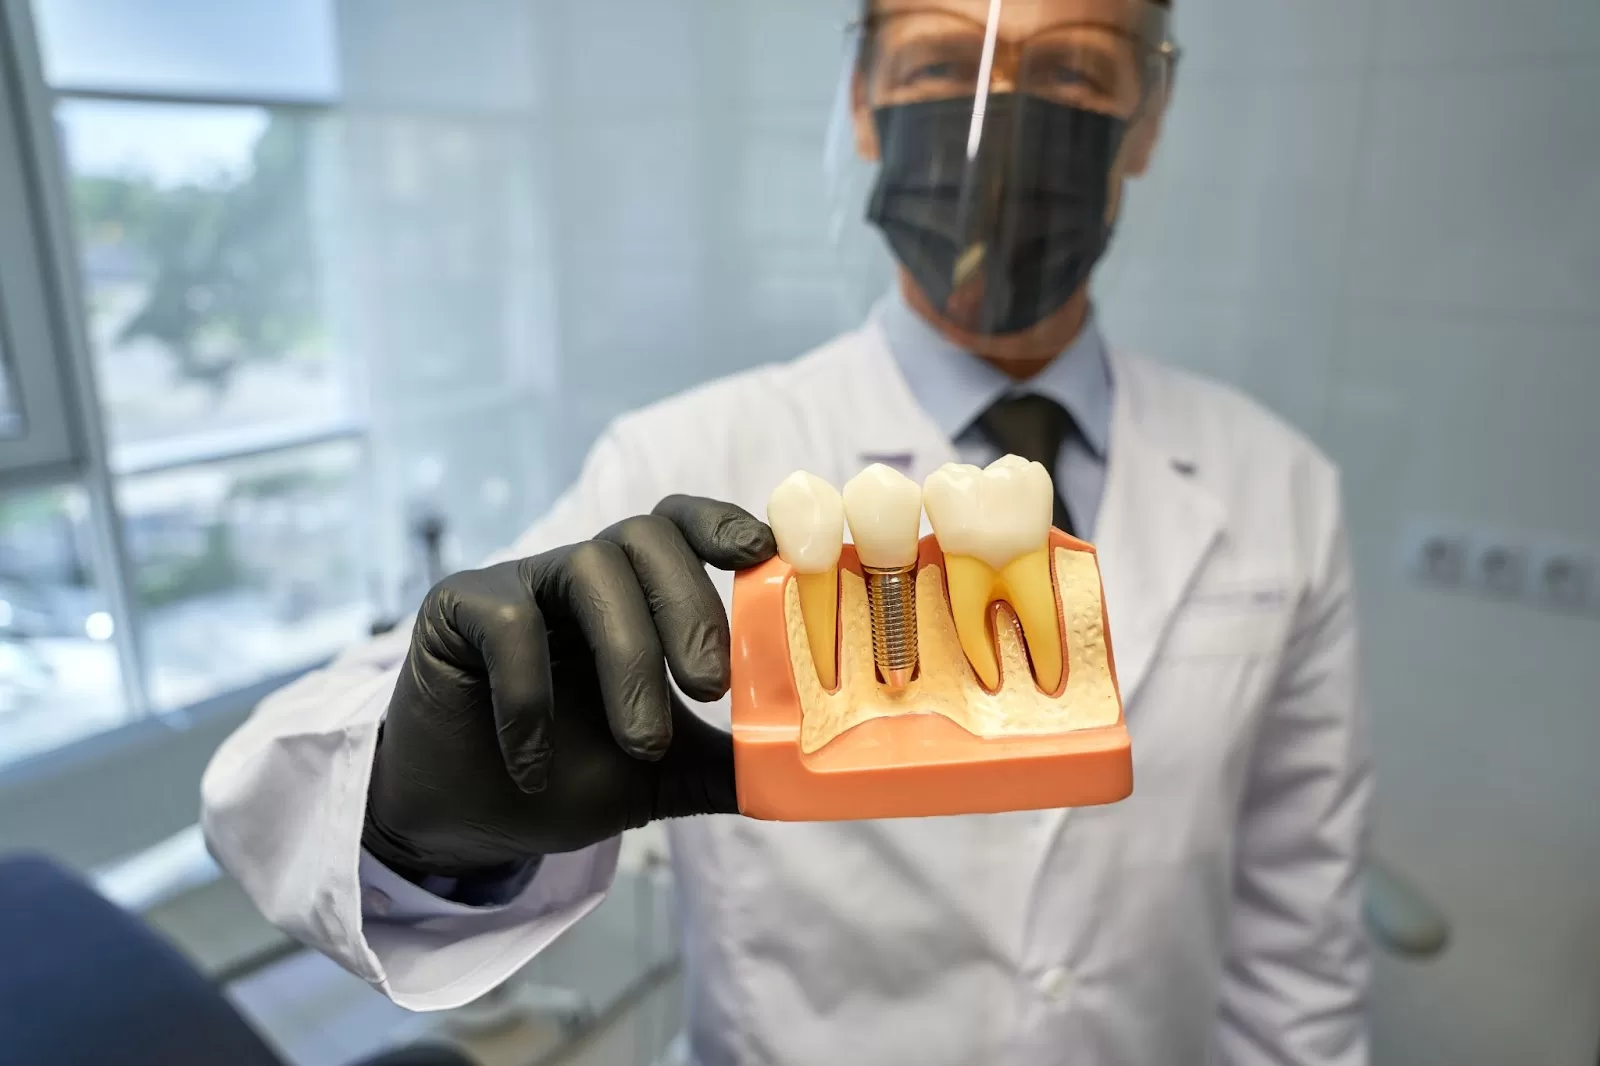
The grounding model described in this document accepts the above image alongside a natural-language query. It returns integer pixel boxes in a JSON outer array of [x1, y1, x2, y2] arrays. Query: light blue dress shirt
[[877, 287, 1115, 539]]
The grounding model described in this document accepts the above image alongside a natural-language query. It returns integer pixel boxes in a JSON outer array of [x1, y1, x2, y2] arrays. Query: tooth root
[[999, 549, 1063, 693], [943, 550, 1064, 693], [795, 569, 839, 690], [944, 554, 1002, 690]]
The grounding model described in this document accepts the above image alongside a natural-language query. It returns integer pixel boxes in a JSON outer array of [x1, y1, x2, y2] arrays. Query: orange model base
[[729, 529, 1131, 822]]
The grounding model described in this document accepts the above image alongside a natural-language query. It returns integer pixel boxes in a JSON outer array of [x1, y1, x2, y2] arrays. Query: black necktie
[[975, 393, 1078, 537]]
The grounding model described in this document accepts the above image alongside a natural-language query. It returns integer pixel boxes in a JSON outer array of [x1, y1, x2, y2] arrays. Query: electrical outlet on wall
[[1403, 521, 1597, 618], [1527, 545, 1594, 614], [1468, 536, 1529, 599], [1403, 522, 1469, 587]]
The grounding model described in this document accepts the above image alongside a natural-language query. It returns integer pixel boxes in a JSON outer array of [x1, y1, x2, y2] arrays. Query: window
[[31, 0, 339, 101], [0, 482, 127, 763], [121, 440, 369, 711], [57, 100, 350, 452], [0, 0, 361, 771]]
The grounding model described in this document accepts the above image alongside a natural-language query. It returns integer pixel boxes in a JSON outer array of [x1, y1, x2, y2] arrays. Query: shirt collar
[[877, 285, 1114, 459]]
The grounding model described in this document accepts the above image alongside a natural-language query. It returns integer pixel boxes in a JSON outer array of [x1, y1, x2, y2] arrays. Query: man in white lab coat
[[203, 0, 1371, 1062]]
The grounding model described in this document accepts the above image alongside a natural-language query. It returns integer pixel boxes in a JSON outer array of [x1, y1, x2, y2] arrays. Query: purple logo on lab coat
[[858, 452, 915, 475]]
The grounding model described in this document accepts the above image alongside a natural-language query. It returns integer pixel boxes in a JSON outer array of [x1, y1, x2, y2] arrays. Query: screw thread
[[863, 564, 918, 688]]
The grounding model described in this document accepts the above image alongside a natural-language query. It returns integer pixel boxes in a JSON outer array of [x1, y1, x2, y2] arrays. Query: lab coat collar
[[838, 316, 1225, 709]]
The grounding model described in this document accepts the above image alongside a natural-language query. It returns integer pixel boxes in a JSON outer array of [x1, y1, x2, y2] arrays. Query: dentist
[[203, 0, 1371, 1062]]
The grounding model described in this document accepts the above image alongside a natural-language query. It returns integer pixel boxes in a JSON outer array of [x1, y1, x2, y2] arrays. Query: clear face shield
[[828, 0, 1178, 337]]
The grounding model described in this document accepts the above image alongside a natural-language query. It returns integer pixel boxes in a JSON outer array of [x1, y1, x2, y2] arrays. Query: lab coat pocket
[[1162, 575, 1293, 659]]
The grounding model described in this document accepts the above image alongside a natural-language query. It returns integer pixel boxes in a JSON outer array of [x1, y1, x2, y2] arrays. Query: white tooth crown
[[767, 471, 844, 574], [842, 463, 924, 570], [923, 455, 1063, 692], [922, 455, 1053, 570]]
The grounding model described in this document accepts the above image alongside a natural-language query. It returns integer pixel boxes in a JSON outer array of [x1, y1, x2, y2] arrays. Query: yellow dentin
[[794, 568, 839, 690], [943, 547, 1063, 693]]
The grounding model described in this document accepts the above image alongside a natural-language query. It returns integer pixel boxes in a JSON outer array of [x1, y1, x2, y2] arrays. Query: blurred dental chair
[[0, 854, 479, 1066]]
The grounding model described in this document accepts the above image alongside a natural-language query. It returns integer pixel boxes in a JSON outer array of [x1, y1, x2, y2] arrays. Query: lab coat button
[[362, 887, 392, 916], [1034, 965, 1074, 1001]]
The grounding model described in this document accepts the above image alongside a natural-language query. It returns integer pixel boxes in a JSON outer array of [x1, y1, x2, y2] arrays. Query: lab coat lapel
[[1093, 356, 1226, 707]]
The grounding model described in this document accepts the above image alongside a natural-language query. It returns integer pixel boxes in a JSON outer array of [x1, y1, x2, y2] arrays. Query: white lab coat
[[203, 309, 1371, 1066]]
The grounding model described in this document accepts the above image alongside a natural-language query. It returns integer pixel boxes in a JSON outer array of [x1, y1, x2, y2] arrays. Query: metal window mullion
[[0, 6, 76, 474], [48, 84, 336, 112], [73, 474, 150, 719], [112, 418, 368, 479], [3, 0, 150, 718]]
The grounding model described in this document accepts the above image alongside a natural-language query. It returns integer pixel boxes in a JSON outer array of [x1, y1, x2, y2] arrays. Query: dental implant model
[[841, 464, 924, 691], [731, 455, 1130, 822]]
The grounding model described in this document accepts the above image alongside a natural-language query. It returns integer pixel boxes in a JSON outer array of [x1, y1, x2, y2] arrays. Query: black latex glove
[[362, 495, 777, 881]]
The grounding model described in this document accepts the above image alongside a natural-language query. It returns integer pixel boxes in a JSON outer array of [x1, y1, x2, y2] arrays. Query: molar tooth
[[923, 456, 1063, 691], [767, 471, 844, 689]]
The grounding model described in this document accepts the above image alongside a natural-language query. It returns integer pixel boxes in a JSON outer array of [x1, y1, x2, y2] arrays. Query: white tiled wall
[[1097, 2, 1600, 1062], [1371, 0, 1600, 69], [1167, 0, 1377, 76], [1347, 64, 1600, 318]]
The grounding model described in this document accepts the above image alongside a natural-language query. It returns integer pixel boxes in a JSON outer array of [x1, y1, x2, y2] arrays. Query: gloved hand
[[362, 495, 777, 881]]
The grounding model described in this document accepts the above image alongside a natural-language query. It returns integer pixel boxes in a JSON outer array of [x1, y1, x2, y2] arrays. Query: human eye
[[1023, 42, 1132, 112], [887, 38, 982, 94]]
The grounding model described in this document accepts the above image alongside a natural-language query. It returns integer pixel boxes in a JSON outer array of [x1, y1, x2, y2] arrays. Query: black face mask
[[866, 93, 1125, 336]]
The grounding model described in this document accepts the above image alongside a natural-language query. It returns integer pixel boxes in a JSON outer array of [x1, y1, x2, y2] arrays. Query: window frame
[[0, 1, 81, 477], [46, 85, 349, 478]]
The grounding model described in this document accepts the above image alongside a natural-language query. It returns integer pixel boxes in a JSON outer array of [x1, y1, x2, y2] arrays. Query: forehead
[[871, 0, 1147, 37]]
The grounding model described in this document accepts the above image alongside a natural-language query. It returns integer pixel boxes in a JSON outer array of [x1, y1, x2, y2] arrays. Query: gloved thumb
[[650, 701, 740, 821]]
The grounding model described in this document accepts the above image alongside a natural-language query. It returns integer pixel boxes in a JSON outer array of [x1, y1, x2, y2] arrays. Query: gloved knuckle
[[567, 538, 626, 577], [488, 599, 533, 632], [613, 513, 673, 546], [419, 578, 460, 622]]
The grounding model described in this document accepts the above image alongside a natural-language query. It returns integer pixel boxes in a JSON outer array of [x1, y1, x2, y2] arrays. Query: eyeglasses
[[858, 5, 1180, 121]]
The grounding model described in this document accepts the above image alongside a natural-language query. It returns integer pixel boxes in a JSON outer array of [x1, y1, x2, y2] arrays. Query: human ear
[[1120, 85, 1169, 178]]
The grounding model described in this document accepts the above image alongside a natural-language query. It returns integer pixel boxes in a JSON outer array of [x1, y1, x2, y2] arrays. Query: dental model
[[841, 464, 924, 691], [730, 459, 1128, 821], [922, 456, 1064, 693], [766, 471, 845, 689]]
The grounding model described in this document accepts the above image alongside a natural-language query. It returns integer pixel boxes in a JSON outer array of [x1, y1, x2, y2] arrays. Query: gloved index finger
[[523, 541, 673, 762], [652, 495, 777, 571]]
